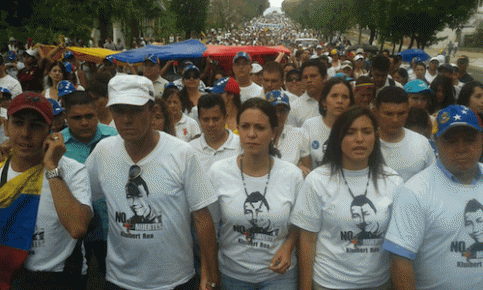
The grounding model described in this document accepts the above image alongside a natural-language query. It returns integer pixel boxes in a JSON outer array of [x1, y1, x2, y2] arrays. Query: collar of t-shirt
[[63, 123, 112, 147], [436, 158, 483, 185], [177, 114, 188, 125], [300, 92, 317, 103], [200, 129, 237, 152]]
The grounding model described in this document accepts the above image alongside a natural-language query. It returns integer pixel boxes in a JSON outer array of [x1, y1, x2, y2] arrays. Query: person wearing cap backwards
[[0, 54, 22, 98], [384, 104, 483, 289], [85, 74, 219, 290], [266, 90, 311, 176], [2, 92, 92, 289], [142, 54, 169, 98], [232, 51, 264, 103], [374, 86, 435, 182], [250, 62, 264, 87], [425, 57, 439, 84], [457, 55, 475, 84]]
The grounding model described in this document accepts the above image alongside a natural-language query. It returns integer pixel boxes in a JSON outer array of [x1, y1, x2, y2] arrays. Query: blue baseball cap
[[104, 55, 116, 64], [7, 51, 16, 61], [404, 79, 432, 94], [164, 82, 178, 90], [0, 87, 12, 98], [182, 64, 200, 75], [63, 51, 74, 60], [333, 73, 354, 82], [233, 51, 251, 63], [57, 80, 76, 97], [143, 54, 158, 64], [48, 99, 64, 116], [266, 90, 290, 109], [435, 105, 483, 137], [63, 62, 74, 73]]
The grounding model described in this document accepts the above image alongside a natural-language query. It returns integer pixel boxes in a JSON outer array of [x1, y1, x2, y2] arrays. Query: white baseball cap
[[251, 63, 263, 74], [107, 75, 155, 107]]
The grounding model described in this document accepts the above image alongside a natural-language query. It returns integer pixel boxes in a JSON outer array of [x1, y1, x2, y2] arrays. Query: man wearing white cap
[[85, 74, 219, 290], [384, 105, 483, 289], [425, 57, 439, 84], [250, 62, 263, 87]]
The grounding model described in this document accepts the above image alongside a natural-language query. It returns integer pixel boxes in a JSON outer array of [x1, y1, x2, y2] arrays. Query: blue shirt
[[62, 123, 118, 164]]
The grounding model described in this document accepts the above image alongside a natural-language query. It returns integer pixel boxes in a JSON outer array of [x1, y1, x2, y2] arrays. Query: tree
[[171, 0, 209, 39]]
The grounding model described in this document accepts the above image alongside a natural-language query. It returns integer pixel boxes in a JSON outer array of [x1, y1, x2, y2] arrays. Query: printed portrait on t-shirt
[[350, 195, 382, 245], [123, 166, 162, 232], [243, 191, 273, 240], [464, 199, 483, 259]]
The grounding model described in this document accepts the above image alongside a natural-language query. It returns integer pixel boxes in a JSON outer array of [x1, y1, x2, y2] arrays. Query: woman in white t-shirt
[[42, 61, 68, 101], [303, 77, 354, 169], [291, 106, 403, 290], [209, 98, 303, 290], [162, 87, 200, 142]]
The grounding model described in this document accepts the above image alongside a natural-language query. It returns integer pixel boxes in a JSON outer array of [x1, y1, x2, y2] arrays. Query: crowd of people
[[1, 11, 483, 290]]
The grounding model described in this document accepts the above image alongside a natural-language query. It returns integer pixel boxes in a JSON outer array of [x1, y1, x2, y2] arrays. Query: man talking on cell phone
[[0, 92, 92, 290]]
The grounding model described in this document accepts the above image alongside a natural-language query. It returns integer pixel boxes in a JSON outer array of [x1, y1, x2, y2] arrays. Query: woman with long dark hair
[[42, 61, 68, 101], [209, 98, 303, 290], [292, 106, 403, 290], [429, 75, 455, 114]]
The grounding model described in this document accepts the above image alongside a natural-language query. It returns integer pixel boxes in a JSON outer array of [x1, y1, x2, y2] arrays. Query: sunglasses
[[184, 73, 200, 80], [129, 165, 142, 180]]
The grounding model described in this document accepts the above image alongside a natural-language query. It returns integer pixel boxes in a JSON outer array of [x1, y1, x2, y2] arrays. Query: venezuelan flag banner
[[0, 162, 43, 290]]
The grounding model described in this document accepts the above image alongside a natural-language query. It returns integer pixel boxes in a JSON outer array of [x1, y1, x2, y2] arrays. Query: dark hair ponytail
[[269, 140, 281, 158]]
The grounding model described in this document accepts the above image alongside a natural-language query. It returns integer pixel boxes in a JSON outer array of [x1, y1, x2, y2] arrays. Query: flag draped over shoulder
[[0, 158, 44, 290]]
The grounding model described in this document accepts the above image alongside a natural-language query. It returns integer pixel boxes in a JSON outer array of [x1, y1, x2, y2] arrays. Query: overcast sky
[[270, 0, 284, 7]]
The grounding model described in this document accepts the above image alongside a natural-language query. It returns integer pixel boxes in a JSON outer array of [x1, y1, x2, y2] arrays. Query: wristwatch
[[207, 282, 218, 289], [45, 167, 63, 180]]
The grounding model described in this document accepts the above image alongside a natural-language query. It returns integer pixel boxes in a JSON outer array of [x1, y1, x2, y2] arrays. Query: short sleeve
[[61, 157, 93, 212], [384, 185, 427, 256], [290, 174, 325, 233], [183, 147, 217, 212]]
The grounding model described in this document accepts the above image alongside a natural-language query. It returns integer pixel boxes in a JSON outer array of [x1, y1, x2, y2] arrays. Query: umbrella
[[398, 49, 430, 63]]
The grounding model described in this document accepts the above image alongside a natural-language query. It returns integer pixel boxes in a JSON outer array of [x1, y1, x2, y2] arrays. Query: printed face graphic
[[465, 209, 483, 243], [244, 200, 270, 229], [126, 182, 150, 218], [351, 203, 377, 233]]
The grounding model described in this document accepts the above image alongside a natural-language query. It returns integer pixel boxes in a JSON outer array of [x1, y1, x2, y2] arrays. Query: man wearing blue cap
[[232, 51, 263, 103], [384, 105, 483, 289], [142, 54, 169, 98], [63, 51, 87, 88]]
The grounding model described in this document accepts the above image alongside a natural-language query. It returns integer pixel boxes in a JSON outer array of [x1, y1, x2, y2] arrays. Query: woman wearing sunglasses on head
[[208, 98, 304, 290], [291, 106, 403, 290]]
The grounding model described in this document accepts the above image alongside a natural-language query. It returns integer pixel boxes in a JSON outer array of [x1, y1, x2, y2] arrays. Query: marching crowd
[[1, 11, 483, 290]]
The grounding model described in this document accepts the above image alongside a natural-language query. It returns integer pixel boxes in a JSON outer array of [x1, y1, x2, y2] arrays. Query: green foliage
[[170, 0, 209, 39], [207, 0, 269, 29]]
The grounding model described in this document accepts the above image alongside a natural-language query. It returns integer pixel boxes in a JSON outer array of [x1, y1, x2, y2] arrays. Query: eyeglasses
[[129, 165, 142, 180], [184, 73, 200, 80]]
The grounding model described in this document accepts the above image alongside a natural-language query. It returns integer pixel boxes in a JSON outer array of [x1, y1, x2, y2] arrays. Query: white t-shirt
[[209, 156, 304, 283], [302, 116, 331, 169], [379, 128, 435, 182], [425, 70, 438, 84], [0, 74, 22, 97], [284, 90, 299, 104], [275, 125, 310, 165], [85, 132, 217, 290], [152, 76, 169, 98], [189, 129, 240, 171], [384, 163, 483, 289], [240, 82, 264, 103], [175, 113, 200, 142], [287, 92, 320, 128], [12, 157, 92, 272], [291, 165, 403, 289]]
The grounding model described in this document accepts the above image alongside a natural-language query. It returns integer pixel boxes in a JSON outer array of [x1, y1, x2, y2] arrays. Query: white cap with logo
[[107, 75, 155, 107]]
